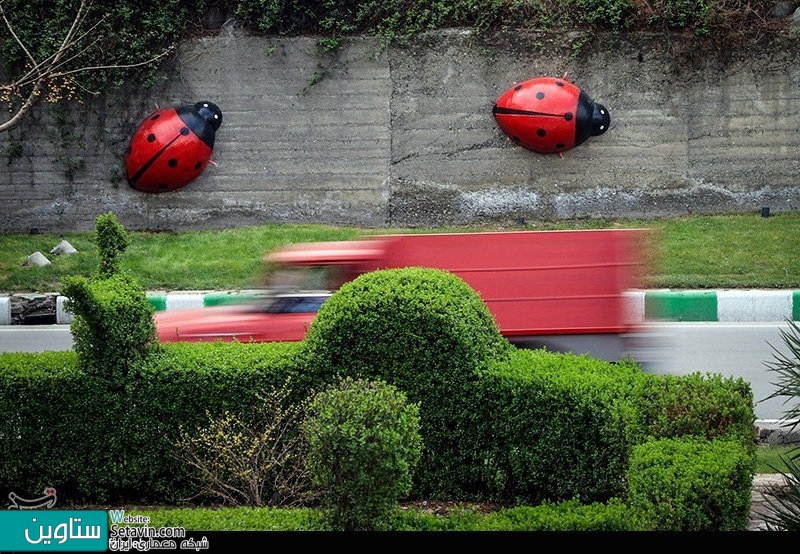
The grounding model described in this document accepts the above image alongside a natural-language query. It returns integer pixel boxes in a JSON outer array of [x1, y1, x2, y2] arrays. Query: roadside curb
[[1, 289, 799, 325]]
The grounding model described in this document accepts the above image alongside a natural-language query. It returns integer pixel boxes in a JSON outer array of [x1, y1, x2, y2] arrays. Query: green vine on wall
[[1, 0, 791, 126]]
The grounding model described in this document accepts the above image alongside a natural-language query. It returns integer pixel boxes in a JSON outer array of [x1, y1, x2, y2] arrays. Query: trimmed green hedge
[[471, 349, 645, 505], [0, 266, 759, 529], [0, 342, 303, 504], [628, 437, 755, 530]]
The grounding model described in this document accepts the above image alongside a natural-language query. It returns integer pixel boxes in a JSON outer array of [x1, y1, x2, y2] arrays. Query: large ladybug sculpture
[[493, 75, 609, 155], [125, 101, 222, 193]]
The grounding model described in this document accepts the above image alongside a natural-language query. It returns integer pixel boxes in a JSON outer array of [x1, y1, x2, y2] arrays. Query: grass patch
[[1, 213, 798, 293], [756, 444, 798, 474]]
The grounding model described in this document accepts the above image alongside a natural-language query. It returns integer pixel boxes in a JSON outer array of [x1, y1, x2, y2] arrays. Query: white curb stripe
[[165, 293, 205, 311], [56, 296, 74, 324], [717, 290, 793, 322], [0, 296, 10, 325], [623, 290, 646, 323]]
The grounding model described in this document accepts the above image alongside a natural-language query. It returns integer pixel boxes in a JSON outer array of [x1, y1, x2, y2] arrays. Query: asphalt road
[[1, 321, 796, 424], [642, 321, 795, 425]]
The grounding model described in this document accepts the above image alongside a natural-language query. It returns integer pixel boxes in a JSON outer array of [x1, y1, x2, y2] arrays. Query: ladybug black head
[[194, 102, 222, 131], [591, 103, 610, 137]]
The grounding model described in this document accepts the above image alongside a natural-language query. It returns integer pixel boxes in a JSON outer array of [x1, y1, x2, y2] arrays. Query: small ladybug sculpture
[[126, 101, 222, 193], [493, 75, 609, 155]]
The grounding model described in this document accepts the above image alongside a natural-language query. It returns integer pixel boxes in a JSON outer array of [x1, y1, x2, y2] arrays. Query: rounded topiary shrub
[[303, 376, 422, 531], [296, 267, 511, 498], [299, 266, 510, 394]]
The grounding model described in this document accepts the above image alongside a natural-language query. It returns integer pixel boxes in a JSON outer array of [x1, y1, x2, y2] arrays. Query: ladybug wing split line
[[127, 131, 186, 186], [493, 76, 609, 155]]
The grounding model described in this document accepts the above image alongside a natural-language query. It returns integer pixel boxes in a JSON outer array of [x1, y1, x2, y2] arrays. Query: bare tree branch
[[0, 0, 174, 133]]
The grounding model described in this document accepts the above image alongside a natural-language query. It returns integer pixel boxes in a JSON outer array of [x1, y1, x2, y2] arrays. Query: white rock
[[23, 251, 51, 267], [51, 239, 78, 255]]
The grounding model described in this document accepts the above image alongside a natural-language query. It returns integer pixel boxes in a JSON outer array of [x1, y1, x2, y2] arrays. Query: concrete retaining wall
[[1, 29, 800, 233]]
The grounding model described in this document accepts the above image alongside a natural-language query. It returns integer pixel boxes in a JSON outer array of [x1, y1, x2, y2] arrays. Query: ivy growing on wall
[[0, 0, 790, 119]]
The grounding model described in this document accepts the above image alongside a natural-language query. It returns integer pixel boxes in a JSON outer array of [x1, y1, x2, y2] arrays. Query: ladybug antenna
[[208, 159, 218, 166], [562, 72, 568, 80]]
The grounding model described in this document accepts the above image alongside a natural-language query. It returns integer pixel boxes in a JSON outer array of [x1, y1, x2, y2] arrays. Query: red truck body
[[266, 229, 649, 362]]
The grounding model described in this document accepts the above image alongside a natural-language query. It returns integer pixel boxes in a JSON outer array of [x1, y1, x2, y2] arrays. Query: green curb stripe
[[794, 291, 800, 322], [148, 295, 167, 312], [644, 290, 719, 322]]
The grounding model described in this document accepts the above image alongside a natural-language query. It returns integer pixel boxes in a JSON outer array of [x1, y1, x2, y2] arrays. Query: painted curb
[[0, 296, 9, 325], [26, 289, 800, 325], [56, 296, 74, 325], [641, 289, 799, 322]]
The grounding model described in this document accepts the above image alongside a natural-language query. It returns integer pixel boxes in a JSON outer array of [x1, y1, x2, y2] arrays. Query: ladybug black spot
[[556, 143, 566, 150], [536, 129, 546, 137], [147, 134, 156, 143], [180, 127, 190, 136], [556, 81, 564, 87], [194, 161, 203, 170], [158, 184, 168, 190], [514, 85, 522, 91], [168, 159, 178, 168], [150, 114, 160, 121], [564, 112, 573, 121], [536, 91, 545, 100]]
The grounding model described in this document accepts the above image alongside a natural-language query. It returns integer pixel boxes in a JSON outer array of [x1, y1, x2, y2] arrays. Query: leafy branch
[[0, 0, 174, 133]]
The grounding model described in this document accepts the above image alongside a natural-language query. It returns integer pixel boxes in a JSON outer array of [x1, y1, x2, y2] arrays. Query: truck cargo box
[[267, 229, 650, 361]]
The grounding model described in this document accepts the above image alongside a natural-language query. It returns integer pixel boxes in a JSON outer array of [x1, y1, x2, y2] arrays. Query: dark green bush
[[118, 341, 305, 503], [635, 371, 756, 447], [229, 0, 781, 44], [303, 377, 423, 531], [173, 377, 315, 508], [62, 272, 158, 382], [61, 213, 158, 383], [94, 212, 128, 279], [0, 351, 126, 503], [297, 267, 510, 497], [627, 437, 755, 530], [473, 349, 645, 505], [0, 341, 305, 505]]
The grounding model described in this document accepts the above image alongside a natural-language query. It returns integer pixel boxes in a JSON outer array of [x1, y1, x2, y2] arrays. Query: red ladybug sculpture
[[126, 101, 222, 193], [493, 75, 609, 155]]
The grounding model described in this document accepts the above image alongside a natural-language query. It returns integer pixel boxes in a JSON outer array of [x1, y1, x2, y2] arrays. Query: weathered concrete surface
[[1, 28, 799, 233]]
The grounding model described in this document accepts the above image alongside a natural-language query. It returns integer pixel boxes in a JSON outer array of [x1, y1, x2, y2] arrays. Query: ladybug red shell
[[126, 101, 222, 193], [493, 76, 609, 155]]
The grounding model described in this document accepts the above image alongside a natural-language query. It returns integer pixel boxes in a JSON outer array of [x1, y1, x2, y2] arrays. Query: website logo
[[8, 487, 58, 510], [0, 509, 108, 551]]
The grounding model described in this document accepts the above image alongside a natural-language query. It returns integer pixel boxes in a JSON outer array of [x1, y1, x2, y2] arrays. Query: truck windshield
[[264, 295, 330, 314], [266, 265, 347, 291]]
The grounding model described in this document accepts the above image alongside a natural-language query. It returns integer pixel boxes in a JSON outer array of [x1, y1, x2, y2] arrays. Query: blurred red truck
[[155, 229, 650, 363], [265, 229, 648, 362]]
